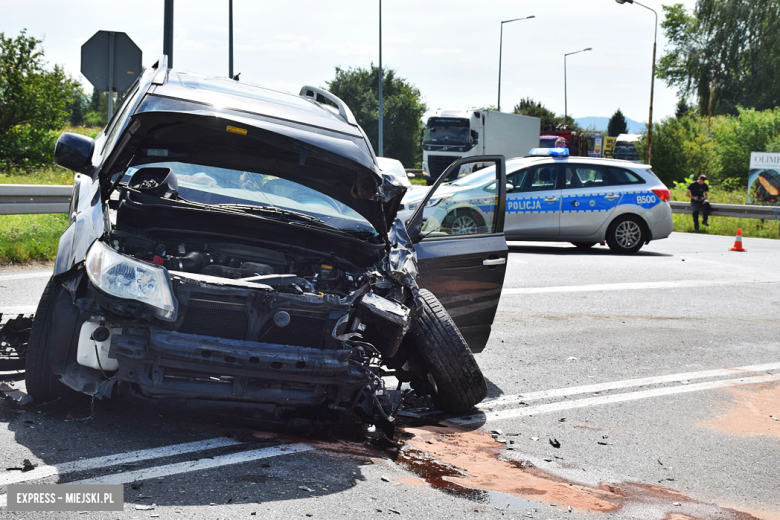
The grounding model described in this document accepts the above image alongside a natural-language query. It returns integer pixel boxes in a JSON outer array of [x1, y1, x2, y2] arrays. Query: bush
[[712, 107, 780, 184]]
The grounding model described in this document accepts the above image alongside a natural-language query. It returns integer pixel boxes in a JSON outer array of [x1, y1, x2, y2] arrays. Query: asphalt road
[[0, 231, 778, 520]]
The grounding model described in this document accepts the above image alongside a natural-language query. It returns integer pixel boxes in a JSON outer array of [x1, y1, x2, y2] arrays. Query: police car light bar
[[527, 147, 570, 157]]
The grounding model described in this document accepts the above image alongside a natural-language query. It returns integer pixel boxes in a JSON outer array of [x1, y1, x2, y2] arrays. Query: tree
[[325, 65, 426, 168], [607, 109, 628, 136], [675, 98, 690, 120], [657, 1, 780, 117], [0, 30, 79, 135], [513, 98, 564, 130]]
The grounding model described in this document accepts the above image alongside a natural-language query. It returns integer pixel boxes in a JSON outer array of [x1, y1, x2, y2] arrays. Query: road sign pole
[[164, 0, 174, 67], [108, 32, 115, 118], [229, 0, 234, 78]]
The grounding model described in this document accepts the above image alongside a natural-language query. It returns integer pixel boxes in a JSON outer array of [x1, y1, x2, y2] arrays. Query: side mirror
[[506, 183, 514, 193], [471, 130, 479, 145], [419, 128, 424, 147], [407, 172, 416, 179], [54, 132, 95, 172]]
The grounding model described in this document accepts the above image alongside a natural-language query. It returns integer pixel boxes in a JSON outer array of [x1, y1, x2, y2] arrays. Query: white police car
[[399, 148, 673, 254]]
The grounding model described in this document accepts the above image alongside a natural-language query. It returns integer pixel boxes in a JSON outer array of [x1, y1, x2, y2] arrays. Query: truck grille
[[428, 155, 459, 179]]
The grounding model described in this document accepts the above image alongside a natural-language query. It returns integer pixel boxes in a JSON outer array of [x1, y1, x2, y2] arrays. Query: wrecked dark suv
[[27, 57, 509, 434]]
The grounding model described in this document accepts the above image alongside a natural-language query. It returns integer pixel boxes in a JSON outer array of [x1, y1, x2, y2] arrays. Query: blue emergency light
[[527, 147, 570, 157]]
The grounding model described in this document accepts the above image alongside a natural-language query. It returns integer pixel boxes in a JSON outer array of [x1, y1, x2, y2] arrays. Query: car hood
[[101, 101, 405, 236]]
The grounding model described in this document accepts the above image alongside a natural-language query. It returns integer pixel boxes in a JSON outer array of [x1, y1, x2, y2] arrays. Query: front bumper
[[110, 327, 372, 407]]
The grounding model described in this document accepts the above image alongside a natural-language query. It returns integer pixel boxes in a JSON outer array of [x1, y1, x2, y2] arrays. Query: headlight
[[426, 197, 447, 207], [86, 241, 178, 321], [405, 202, 420, 212]]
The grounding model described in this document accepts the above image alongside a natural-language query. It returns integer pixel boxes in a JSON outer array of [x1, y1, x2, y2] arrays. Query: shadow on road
[[508, 243, 674, 258]]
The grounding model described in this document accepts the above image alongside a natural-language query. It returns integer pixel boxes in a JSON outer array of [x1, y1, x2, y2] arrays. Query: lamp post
[[497, 15, 535, 112], [378, 0, 383, 156], [615, 0, 657, 165], [228, 0, 234, 79], [683, 45, 717, 136], [564, 48, 592, 127]]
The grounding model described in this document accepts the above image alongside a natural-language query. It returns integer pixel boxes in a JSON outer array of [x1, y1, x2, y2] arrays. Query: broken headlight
[[86, 240, 178, 321]]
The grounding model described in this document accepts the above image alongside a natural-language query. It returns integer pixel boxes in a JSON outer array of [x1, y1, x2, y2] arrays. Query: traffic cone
[[730, 229, 746, 252]]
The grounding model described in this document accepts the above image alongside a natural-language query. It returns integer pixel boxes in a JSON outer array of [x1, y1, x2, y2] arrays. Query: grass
[[670, 187, 779, 240], [0, 164, 74, 264]]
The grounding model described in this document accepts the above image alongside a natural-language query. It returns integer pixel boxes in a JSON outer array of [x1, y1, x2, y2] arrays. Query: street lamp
[[564, 48, 592, 127], [615, 0, 657, 165], [497, 15, 535, 112], [683, 45, 717, 136]]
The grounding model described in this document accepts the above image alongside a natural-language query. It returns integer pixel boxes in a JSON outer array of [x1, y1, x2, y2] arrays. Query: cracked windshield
[[125, 162, 377, 235]]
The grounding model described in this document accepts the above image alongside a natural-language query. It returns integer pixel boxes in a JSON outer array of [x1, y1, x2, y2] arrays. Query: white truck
[[420, 109, 540, 185]]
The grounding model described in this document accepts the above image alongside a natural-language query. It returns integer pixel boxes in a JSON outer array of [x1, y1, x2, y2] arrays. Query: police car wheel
[[572, 242, 596, 250], [403, 289, 487, 413], [443, 209, 483, 235], [606, 216, 645, 254]]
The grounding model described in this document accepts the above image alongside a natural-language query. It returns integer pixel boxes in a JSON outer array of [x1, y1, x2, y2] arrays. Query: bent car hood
[[101, 98, 405, 236]]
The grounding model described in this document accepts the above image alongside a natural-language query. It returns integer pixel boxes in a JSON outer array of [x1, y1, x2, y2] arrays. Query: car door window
[[606, 166, 646, 185], [516, 165, 557, 192], [420, 167, 501, 237], [563, 164, 613, 190]]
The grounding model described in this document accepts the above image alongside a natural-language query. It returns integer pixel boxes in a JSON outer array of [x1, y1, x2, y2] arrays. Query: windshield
[[450, 160, 525, 187], [424, 118, 470, 145], [124, 162, 377, 235]]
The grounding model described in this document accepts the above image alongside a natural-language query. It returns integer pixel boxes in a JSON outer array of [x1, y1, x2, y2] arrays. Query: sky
[[2, 0, 699, 125]]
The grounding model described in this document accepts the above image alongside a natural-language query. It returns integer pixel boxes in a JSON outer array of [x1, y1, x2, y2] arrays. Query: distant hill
[[576, 116, 646, 134]]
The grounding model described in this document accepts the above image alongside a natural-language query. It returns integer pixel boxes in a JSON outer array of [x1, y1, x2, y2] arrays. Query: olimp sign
[[747, 152, 780, 205]]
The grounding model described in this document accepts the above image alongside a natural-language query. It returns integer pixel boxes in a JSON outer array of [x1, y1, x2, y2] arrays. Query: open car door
[[406, 156, 508, 353]]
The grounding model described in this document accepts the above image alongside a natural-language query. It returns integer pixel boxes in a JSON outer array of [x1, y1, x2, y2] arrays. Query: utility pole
[[378, 0, 383, 157], [229, 0, 234, 78], [163, 0, 174, 67]]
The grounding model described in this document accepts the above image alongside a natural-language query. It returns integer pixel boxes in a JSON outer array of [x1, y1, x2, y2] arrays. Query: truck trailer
[[421, 109, 540, 184]]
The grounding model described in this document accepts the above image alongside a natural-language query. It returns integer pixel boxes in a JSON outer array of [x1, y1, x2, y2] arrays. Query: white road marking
[[502, 279, 780, 295], [450, 373, 780, 426], [478, 362, 780, 409], [0, 437, 243, 487], [0, 271, 51, 281], [0, 443, 312, 507]]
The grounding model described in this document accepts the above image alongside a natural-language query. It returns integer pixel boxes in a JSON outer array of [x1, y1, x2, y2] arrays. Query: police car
[[400, 148, 673, 254]]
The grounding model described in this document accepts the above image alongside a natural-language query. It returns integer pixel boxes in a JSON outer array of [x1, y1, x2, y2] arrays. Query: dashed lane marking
[[450, 373, 780, 426]]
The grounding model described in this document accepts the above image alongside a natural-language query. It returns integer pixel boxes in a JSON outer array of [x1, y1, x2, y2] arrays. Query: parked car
[[399, 149, 672, 254], [26, 58, 510, 436]]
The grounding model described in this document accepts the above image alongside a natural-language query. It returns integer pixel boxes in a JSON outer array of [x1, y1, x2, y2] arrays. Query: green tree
[[657, 1, 780, 117], [711, 106, 780, 183], [607, 109, 628, 136], [512, 97, 565, 131], [0, 30, 82, 165], [635, 114, 718, 187], [675, 99, 690, 119], [325, 65, 426, 168]]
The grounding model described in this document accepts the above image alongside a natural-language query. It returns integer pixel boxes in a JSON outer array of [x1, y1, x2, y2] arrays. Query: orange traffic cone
[[730, 228, 746, 251]]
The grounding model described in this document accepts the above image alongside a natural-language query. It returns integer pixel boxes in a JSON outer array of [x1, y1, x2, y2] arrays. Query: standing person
[[685, 175, 711, 230]]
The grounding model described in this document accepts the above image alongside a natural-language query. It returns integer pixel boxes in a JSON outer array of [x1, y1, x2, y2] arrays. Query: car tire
[[571, 242, 597, 250], [443, 209, 485, 235], [25, 278, 67, 402], [404, 289, 488, 413], [606, 215, 645, 254]]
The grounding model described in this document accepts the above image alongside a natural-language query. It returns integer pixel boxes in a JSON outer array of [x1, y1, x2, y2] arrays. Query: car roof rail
[[299, 86, 357, 126], [151, 55, 170, 85]]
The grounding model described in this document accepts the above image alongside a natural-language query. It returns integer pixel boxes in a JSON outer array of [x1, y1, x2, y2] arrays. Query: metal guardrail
[[669, 201, 780, 220], [2, 184, 779, 222], [0, 185, 72, 215]]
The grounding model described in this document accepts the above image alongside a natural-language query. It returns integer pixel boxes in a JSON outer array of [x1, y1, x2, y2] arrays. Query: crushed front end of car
[[25, 65, 487, 436]]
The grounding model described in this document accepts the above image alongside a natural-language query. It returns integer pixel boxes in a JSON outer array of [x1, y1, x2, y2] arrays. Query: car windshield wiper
[[215, 203, 325, 224]]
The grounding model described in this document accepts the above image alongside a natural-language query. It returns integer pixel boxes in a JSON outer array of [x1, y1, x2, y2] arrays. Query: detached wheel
[[404, 289, 487, 413], [443, 209, 484, 235], [571, 242, 596, 250], [25, 279, 67, 402], [606, 215, 645, 254]]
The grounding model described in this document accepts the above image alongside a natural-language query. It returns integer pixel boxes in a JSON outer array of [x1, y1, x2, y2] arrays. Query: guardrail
[[0, 185, 72, 215], [669, 201, 780, 220], [2, 184, 779, 223]]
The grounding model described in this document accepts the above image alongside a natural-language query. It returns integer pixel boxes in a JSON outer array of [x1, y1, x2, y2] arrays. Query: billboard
[[747, 152, 780, 205]]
